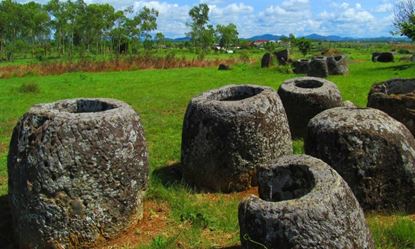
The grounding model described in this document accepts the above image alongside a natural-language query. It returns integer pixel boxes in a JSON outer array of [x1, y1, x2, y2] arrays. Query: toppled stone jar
[[261, 53, 273, 68], [238, 155, 374, 249], [305, 107, 415, 211], [181, 84, 292, 192], [368, 78, 415, 136], [307, 56, 328, 78], [278, 77, 343, 138], [8, 98, 148, 248]]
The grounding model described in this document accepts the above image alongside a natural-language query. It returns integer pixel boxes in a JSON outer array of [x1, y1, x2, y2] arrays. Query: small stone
[[238, 155, 374, 249], [218, 64, 230, 70]]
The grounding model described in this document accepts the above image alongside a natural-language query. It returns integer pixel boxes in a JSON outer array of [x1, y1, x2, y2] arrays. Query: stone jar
[[238, 155, 374, 249], [327, 55, 348, 75], [368, 78, 415, 136], [181, 84, 292, 192], [278, 77, 343, 138], [305, 107, 415, 211], [8, 98, 148, 248], [292, 59, 309, 74], [307, 56, 328, 78]]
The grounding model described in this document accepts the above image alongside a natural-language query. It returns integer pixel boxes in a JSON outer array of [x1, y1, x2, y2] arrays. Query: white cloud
[[376, 3, 393, 13]]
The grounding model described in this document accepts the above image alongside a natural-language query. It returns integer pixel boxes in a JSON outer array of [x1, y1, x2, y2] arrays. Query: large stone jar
[[238, 155, 374, 249], [8, 98, 148, 248], [181, 84, 292, 192], [305, 107, 415, 211], [368, 78, 415, 136], [327, 55, 348, 75], [278, 77, 343, 138]]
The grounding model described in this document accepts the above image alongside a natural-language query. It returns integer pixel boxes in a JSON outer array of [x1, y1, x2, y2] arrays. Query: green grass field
[[0, 52, 415, 248]]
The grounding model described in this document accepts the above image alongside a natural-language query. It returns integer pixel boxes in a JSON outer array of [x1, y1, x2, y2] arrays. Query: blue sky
[[19, 0, 396, 38]]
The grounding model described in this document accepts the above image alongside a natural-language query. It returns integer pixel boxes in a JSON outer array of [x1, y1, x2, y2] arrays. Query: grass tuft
[[17, 83, 40, 94]]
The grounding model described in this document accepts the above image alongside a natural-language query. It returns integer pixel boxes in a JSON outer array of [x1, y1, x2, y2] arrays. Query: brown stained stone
[[181, 84, 292, 192], [278, 77, 343, 138], [305, 107, 415, 212], [8, 98, 148, 248], [238, 155, 374, 249], [368, 78, 415, 136]]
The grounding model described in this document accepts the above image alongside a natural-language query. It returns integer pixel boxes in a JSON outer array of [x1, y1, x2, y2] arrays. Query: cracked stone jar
[[238, 155, 374, 249], [8, 98, 148, 248], [305, 107, 415, 211], [181, 84, 292, 192]]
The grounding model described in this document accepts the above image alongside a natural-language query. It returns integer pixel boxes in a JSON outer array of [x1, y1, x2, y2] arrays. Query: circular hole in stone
[[263, 165, 315, 202], [55, 99, 117, 113], [208, 86, 264, 101], [295, 80, 324, 89], [335, 55, 343, 61]]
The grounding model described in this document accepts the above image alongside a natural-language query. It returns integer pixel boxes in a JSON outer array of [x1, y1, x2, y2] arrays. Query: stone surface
[[274, 49, 289, 65], [292, 59, 309, 74], [327, 55, 348, 75], [261, 53, 273, 68], [342, 100, 357, 108], [307, 57, 328, 78], [181, 84, 292, 192], [305, 107, 415, 211], [8, 98, 148, 248], [239, 155, 374, 249], [218, 64, 230, 70], [368, 78, 415, 136], [278, 77, 343, 138], [372, 52, 394, 62]]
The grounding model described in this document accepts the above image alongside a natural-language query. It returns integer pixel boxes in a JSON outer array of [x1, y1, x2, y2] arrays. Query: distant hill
[[167, 34, 410, 43]]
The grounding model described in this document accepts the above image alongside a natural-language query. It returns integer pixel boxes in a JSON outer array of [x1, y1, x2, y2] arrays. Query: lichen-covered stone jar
[[368, 78, 415, 136], [238, 155, 374, 249], [305, 107, 415, 211], [278, 77, 343, 138], [8, 98, 148, 248], [181, 84, 292, 192]]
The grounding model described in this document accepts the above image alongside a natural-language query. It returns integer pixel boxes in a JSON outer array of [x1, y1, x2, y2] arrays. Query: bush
[[18, 83, 39, 93]]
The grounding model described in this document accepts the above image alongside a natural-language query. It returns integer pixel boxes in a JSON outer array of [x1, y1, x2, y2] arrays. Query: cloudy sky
[[19, 0, 397, 38]]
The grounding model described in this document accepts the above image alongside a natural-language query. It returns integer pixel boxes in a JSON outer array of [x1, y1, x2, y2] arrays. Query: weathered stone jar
[[238, 155, 374, 249], [8, 98, 148, 248], [181, 84, 292, 192], [305, 107, 415, 211], [278, 77, 343, 138], [368, 78, 415, 136], [327, 55, 348, 75], [292, 59, 309, 74], [307, 56, 328, 78]]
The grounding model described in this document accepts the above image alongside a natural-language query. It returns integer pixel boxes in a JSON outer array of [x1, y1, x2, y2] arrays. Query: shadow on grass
[[0, 195, 16, 249], [371, 63, 415, 72], [152, 162, 184, 187]]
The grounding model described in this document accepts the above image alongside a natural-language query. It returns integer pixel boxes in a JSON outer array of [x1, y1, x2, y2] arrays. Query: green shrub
[[18, 83, 39, 93]]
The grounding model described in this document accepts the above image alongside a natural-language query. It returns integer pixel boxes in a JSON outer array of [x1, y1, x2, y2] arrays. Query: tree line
[[0, 1, 239, 61]]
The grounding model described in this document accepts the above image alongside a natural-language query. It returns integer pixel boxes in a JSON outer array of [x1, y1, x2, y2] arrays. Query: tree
[[215, 23, 239, 49], [187, 4, 215, 51], [296, 38, 311, 56], [155, 32, 165, 49], [393, 0, 415, 41]]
